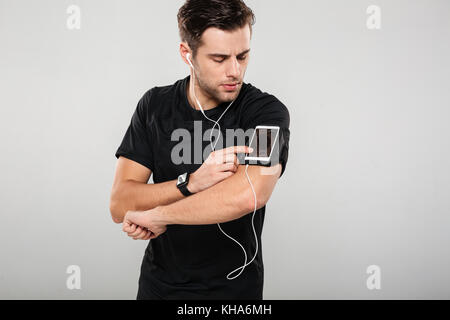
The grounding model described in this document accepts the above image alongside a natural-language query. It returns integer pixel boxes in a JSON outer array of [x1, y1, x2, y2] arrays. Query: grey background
[[1, 0, 449, 299]]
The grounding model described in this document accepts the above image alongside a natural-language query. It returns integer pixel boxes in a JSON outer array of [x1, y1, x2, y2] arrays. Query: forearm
[[110, 178, 189, 223], [157, 167, 255, 225]]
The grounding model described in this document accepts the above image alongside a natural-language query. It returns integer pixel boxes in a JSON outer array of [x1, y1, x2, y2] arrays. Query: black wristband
[[176, 172, 193, 196]]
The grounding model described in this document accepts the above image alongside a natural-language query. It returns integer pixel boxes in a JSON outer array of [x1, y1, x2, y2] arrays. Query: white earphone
[[186, 53, 193, 68], [186, 52, 258, 280]]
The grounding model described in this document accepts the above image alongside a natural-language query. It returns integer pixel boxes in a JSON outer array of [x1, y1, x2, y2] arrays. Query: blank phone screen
[[247, 128, 279, 158]]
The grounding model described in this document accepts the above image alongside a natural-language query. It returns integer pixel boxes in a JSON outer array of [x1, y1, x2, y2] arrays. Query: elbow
[[109, 201, 123, 224], [112, 214, 123, 224], [109, 193, 125, 224], [243, 187, 268, 213], [109, 181, 132, 224]]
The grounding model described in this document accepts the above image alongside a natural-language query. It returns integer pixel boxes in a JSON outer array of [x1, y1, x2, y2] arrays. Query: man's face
[[191, 25, 251, 104]]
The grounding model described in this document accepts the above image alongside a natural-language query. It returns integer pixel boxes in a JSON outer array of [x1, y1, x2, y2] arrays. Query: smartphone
[[244, 125, 280, 165]]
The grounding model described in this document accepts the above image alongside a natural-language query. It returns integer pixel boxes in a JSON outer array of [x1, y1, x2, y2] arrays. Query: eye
[[214, 56, 247, 63]]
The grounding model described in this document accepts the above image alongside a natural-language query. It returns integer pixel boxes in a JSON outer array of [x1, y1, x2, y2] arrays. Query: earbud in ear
[[186, 53, 194, 69]]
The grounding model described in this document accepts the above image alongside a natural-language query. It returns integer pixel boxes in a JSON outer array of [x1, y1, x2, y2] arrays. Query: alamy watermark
[[66, 265, 81, 290], [170, 121, 282, 176], [366, 265, 381, 290]]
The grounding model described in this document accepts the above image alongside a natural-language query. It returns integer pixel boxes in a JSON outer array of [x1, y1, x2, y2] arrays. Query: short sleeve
[[115, 90, 154, 171], [241, 96, 290, 178]]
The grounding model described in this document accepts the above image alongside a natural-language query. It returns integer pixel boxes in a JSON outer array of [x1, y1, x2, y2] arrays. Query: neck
[[187, 75, 217, 111]]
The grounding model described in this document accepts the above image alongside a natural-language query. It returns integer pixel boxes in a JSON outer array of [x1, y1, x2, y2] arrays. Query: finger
[[143, 228, 154, 239], [133, 229, 149, 240], [134, 227, 148, 239], [124, 223, 136, 233], [233, 153, 240, 166], [219, 162, 237, 172], [128, 226, 144, 237], [143, 231, 153, 240], [219, 146, 253, 155], [226, 145, 253, 155], [214, 153, 236, 165], [131, 231, 145, 240], [229, 157, 239, 171], [222, 153, 237, 164], [130, 227, 146, 238], [122, 221, 131, 232], [140, 227, 155, 239]]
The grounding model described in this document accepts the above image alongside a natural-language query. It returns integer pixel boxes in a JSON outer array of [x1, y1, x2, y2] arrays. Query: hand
[[188, 145, 253, 193], [122, 207, 167, 240], [122, 222, 154, 240]]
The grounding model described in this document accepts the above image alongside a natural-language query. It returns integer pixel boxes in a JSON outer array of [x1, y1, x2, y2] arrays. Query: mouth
[[222, 83, 240, 91]]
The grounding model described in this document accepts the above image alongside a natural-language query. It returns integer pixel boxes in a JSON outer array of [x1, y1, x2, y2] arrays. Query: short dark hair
[[177, 0, 256, 59]]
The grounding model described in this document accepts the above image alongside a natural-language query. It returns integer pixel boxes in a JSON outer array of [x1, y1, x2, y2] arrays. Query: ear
[[179, 42, 192, 66]]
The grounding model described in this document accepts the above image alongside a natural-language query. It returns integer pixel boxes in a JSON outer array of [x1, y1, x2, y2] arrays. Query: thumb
[[122, 220, 131, 232]]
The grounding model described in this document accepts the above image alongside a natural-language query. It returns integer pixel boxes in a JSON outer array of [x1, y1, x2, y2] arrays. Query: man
[[110, 0, 290, 300]]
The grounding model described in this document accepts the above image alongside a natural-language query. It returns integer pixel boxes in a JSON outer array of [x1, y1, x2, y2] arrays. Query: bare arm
[[123, 163, 282, 237], [158, 163, 282, 225], [109, 157, 195, 223], [110, 146, 250, 224]]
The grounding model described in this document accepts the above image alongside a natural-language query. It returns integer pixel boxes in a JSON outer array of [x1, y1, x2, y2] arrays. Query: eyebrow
[[207, 49, 251, 59]]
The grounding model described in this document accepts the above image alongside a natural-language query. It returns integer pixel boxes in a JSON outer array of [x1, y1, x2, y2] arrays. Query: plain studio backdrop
[[1, 0, 449, 299]]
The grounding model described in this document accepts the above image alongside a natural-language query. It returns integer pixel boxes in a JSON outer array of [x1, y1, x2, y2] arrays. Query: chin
[[221, 92, 239, 102]]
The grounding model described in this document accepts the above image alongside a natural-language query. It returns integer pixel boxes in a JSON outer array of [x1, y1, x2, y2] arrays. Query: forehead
[[199, 25, 251, 55]]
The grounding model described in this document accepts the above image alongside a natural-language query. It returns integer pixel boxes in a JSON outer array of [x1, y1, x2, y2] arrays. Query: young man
[[110, 0, 290, 300]]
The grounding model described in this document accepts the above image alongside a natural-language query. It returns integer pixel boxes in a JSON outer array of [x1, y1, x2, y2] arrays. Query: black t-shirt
[[115, 75, 290, 299]]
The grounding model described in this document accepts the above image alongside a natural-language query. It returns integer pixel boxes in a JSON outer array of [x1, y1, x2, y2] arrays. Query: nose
[[225, 57, 240, 79]]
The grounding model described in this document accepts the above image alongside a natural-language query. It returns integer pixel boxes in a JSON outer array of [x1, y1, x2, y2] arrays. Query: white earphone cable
[[187, 54, 258, 280]]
